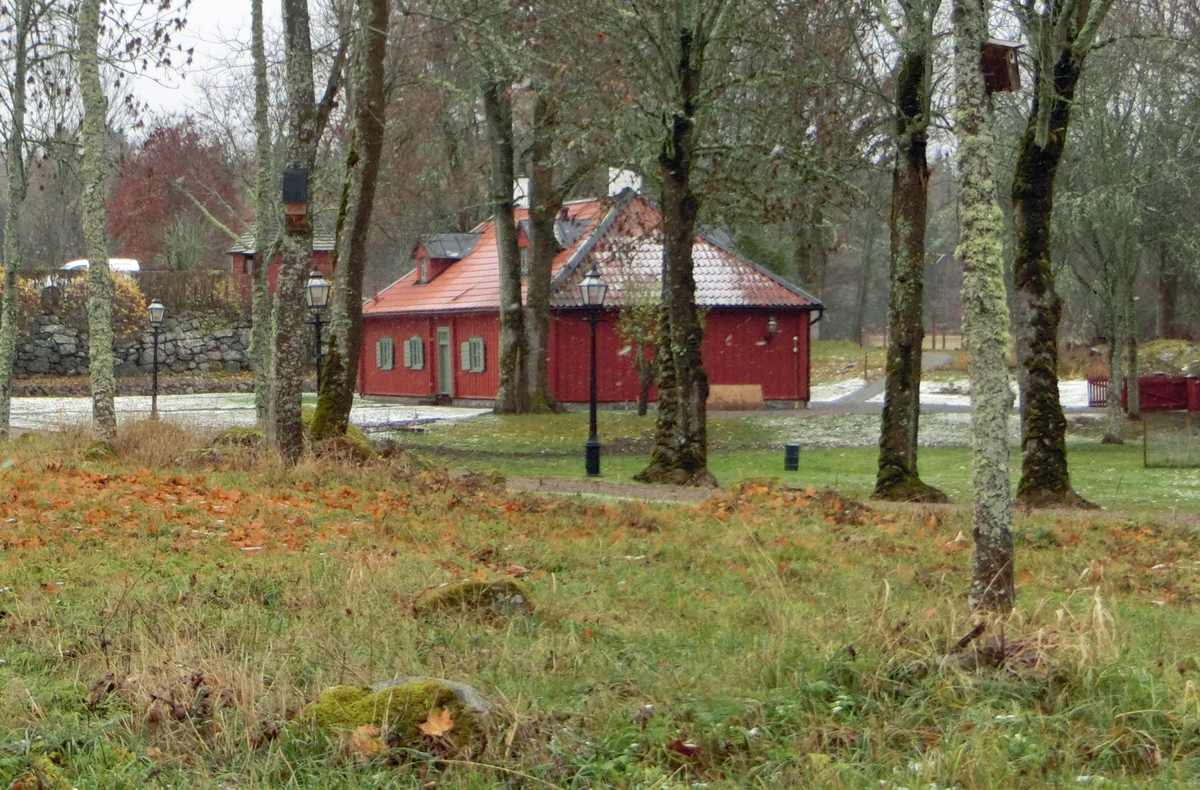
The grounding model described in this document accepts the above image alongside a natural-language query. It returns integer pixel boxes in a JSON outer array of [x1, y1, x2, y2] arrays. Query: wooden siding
[[359, 312, 500, 400]]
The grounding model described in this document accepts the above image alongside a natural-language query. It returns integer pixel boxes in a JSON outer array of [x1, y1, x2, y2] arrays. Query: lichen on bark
[[952, 0, 1014, 613], [250, 0, 274, 427], [0, 0, 31, 439], [79, 0, 116, 440]]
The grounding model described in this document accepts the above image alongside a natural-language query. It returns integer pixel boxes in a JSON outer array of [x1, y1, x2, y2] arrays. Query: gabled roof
[[420, 233, 481, 260], [363, 192, 822, 316], [226, 223, 337, 255]]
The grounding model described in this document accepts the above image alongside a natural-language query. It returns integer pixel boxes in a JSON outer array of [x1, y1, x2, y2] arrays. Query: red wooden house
[[226, 225, 335, 295], [359, 191, 823, 408]]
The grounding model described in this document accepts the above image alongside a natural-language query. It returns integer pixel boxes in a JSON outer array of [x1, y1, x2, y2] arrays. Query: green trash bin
[[784, 444, 800, 471]]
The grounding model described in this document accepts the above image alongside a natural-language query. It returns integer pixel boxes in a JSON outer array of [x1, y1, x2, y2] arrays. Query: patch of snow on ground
[[866, 378, 1092, 408], [810, 378, 867, 402], [9, 394, 490, 433], [755, 411, 1022, 448]]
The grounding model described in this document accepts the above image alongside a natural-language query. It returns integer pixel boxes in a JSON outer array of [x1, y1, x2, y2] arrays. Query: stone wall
[[15, 312, 253, 379]]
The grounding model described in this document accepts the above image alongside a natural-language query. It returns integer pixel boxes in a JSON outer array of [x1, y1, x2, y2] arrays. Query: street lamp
[[147, 299, 166, 419], [307, 270, 331, 391], [579, 266, 607, 476]]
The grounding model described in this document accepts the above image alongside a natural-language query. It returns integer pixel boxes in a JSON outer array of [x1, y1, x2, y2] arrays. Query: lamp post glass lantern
[[307, 271, 331, 391], [579, 267, 607, 476], [148, 299, 166, 419]]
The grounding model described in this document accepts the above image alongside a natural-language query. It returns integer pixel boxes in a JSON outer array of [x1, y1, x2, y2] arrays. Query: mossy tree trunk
[[1126, 331, 1139, 421], [483, 80, 529, 414], [250, 0, 275, 427], [0, 0, 31, 439], [1102, 321, 1125, 444], [79, 0, 116, 440], [635, 26, 715, 488], [952, 0, 1014, 613], [875, 0, 947, 504], [312, 0, 390, 440], [1010, 0, 1111, 509], [526, 91, 565, 414]]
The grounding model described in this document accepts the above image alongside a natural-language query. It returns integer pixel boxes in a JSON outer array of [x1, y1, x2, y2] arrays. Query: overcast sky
[[130, 0, 282, 117]]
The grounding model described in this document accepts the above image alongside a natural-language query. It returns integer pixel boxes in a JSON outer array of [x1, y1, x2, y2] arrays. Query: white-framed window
[[375, 337, 394, 371], [460, 336, 486, 373], [403, 335, 425, 370], [520, 246, 530, 278]]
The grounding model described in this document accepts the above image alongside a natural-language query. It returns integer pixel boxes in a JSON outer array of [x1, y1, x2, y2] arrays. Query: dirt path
[[507, 476, 716, 503]]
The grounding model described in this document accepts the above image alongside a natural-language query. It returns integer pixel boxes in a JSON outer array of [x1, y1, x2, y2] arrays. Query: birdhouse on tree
[[282, 168, 309, 234], [981, 38, 1021, 93]]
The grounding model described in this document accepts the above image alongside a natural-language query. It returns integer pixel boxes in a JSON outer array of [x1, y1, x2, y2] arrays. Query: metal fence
[[1142, 411, 1200, 468]]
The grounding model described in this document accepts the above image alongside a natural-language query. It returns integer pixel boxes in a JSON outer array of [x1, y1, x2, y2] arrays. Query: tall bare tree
[[952, 0, 1014, 612], [1010, 0, 1114, 508], [270, 0, 348, 463], [313, 0, 391, 438], [0, 0, 36, 439], [250, 0, 275, 426], [78, 0, 117, 440], [874, 0, 948, 503]]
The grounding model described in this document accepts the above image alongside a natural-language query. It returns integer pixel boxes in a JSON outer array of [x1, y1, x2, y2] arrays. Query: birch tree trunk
[[270, 0, 321, 464], [875, 0, 947, 503], [953, 0, 1014, 613], [635, 25, 715, 488], [526, 91, 564, 414], [312, 0, 390, 439], [483, 80, 529, 414], [79, 0, 116, 440], [0, 0, 31, 440], [251, 0, 274, 426]]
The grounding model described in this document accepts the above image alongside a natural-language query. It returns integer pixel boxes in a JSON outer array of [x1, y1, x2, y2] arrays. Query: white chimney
[[514, 177, 530, 209], [608, 168, 642, 196]]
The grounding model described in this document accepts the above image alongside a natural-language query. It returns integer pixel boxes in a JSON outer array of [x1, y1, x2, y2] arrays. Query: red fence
[[1087, 375, 1200, 412]]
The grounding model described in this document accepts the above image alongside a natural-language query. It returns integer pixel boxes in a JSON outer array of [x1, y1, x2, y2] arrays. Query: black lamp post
[[579, 266, 607, 476], [307, 270, 331, 391], [148, 299, 166, 419]]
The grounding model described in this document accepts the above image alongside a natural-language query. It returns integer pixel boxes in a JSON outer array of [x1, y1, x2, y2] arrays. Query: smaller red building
[[359, 191, 823, 407], [226, 225, 335, 296]]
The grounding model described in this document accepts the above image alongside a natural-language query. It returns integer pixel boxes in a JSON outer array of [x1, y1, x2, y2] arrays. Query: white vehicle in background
[[61, 258, 140, 274]]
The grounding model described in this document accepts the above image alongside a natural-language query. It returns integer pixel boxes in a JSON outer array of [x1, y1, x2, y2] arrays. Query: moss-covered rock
[[297, 679, 485, 750], [414, 579, 534, 618], [84, 439, 118, 461], [301, 406, 373, 460]]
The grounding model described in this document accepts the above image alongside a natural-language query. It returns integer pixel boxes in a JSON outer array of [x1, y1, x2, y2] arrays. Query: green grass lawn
[[388, 411, 1189, 514], [4, 420, 1200, 789]]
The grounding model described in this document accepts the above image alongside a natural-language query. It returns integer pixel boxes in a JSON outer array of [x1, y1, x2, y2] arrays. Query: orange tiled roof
[[363, 192, 821, 315]]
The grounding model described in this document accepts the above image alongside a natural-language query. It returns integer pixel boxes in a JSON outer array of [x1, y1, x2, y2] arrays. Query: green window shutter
[[409, 336, 424, 370], [378, 337, 393, 370], [461, 341, 471, 371], [402, 337, 412, 369], [471, 337, 486, 373]]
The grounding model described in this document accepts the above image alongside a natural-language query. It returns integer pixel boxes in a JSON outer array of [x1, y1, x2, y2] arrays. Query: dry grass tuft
[[112, 419, 212, 467]]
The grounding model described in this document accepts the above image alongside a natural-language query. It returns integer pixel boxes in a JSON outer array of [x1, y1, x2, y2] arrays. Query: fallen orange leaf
[[419, 707, 455, 737]]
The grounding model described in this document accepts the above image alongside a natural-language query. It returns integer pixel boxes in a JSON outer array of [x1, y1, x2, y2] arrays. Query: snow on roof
[[62, 258, 140, 273]]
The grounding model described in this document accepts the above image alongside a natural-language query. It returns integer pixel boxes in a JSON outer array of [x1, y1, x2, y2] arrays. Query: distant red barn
[[226, 225, 335, 296], [359, 191, 823, 408]]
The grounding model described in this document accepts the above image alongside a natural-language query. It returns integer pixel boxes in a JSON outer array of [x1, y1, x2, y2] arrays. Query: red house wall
[[359, 312, 500, 400], [549, 308, 812, 404], [362, 308, 812, 404], [230, 250, 332, 298]]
